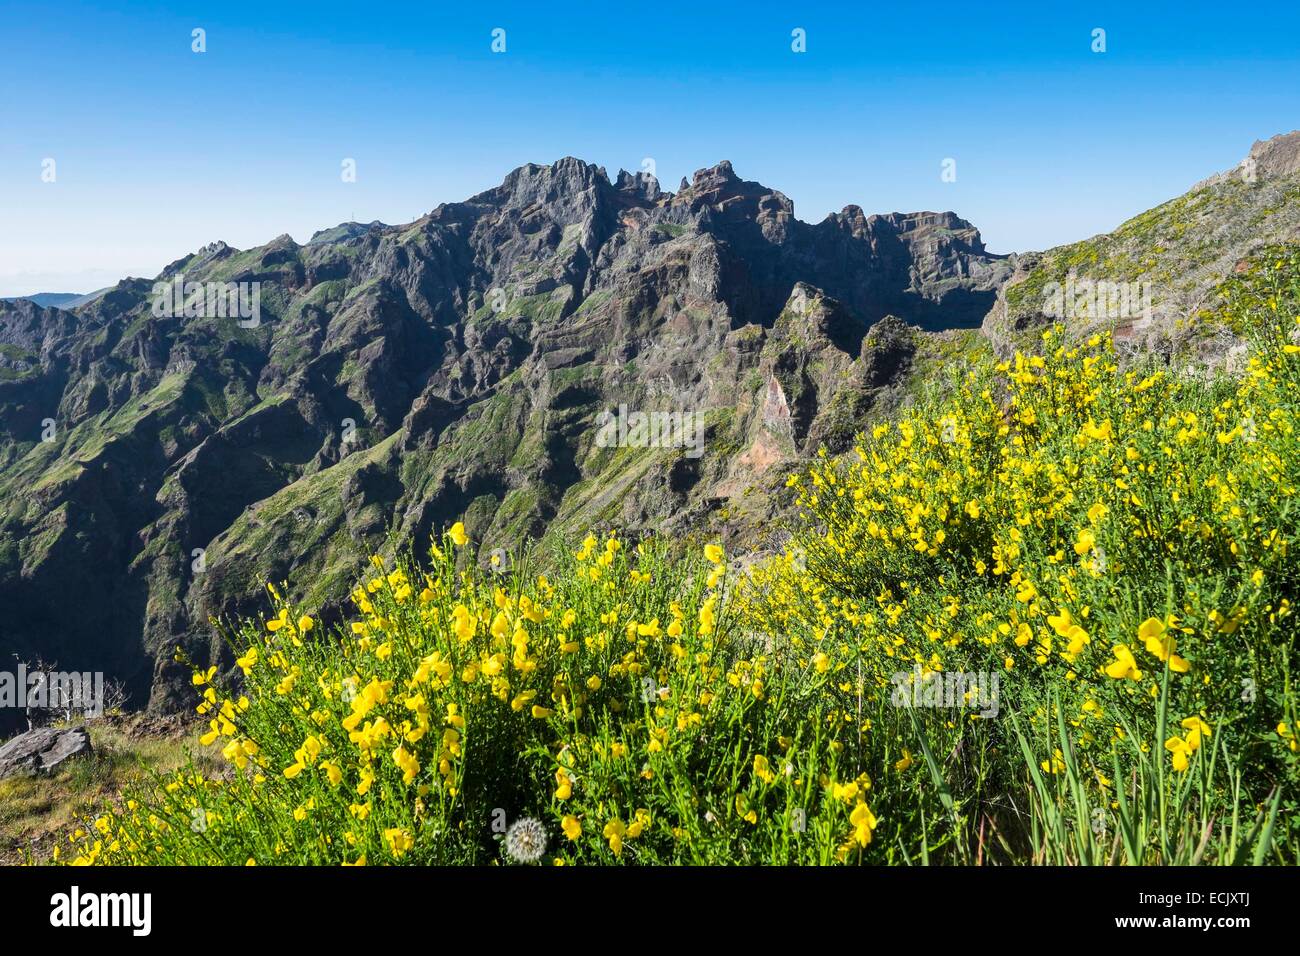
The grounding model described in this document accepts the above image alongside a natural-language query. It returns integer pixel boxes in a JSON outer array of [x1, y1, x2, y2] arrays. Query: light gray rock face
[[1193, 130, 1300, 191], [1251, 130, 1300, 181], [0, 726, 93, 779]]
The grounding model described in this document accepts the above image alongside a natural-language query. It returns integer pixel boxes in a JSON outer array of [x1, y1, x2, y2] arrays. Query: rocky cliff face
[[0, 155, 1066, 714]]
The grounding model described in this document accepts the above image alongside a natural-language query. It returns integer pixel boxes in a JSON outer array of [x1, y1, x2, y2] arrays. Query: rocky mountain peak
[[825, 205, 871, 236], [1193, 129, 1300, 190], [614, 169, 663, 203], [485, 157, 614, 211], [695, 159, 739, 184], [672, 161, 795, 222], [1246, 129, 1300, 181]]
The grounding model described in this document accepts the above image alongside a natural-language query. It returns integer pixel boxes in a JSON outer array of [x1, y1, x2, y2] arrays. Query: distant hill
[[307, 221, 388, 244], [1, 288, 111, 310]]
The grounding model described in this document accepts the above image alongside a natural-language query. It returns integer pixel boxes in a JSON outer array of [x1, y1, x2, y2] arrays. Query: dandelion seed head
[[505, 817, 547, 863]]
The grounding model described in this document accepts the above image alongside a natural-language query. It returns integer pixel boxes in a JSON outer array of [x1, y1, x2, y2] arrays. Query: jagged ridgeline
[[1, 134, 1297, 717]]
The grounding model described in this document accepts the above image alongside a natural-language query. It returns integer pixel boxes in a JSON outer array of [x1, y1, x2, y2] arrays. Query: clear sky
[[1, 0, 1297, 296]]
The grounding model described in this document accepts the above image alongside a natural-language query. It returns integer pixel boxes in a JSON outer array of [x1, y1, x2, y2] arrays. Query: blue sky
[[1, 0, 1297, 296]]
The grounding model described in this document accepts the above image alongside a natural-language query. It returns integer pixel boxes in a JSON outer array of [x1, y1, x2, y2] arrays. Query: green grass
[[1, 717, 215, 865]]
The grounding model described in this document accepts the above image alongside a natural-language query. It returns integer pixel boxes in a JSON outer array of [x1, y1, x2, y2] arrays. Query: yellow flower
[[1277, 723, 1298, 752], [1180, 716, 1211, 750], [451, 604, 476, 641], [704, 543, 724, 565], [849, 802, 878, 847], [392, 745, 420, 784], [894, 750, 913, 773], [1104, 644, 1142, 681], [562, 815, 581, 841], [698, 598, 717, 636], [357, 767, 374, 796], [1082, 418, 1113, 442], [1048, 609, 1090, 655], [554, 769, 573, 801], [235, 647, 258, 675], [1139, 617, 1190, 672], [1209, 608, 1243, 634], [384, 828, 414, 857], [1137, 617, 1165, 643], [603, 819, 626, 855], [448, 522, 469, 547], [1165, 735, 1192, 772]]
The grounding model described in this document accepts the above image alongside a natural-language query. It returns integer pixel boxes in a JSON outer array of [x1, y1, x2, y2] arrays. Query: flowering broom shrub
[[59, 534, 916, 865], [58, 247, 1300, 865], [742, 245, 1300, 863]]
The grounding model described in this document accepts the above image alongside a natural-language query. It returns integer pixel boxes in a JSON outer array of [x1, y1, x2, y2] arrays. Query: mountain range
[[0, 290, 110, 311], [2, 132, 1298, 716]]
